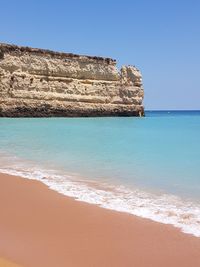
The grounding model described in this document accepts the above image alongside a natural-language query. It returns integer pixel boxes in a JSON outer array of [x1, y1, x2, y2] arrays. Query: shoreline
[[1, 166, 199, 237], [1, 172, 200, 267]]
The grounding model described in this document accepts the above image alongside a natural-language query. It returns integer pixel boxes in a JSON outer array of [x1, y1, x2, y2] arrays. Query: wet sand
[[1, 172, 200, 267]]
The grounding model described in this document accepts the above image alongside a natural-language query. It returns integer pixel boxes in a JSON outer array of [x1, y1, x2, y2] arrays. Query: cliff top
[[0, 43, 116, 65]]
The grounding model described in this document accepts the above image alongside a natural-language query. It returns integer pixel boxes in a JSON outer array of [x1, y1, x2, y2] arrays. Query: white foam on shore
[[1, 160, 200, 238]]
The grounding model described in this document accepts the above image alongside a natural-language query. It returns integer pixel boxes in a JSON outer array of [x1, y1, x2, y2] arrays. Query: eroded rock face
[[0, 43, 144, 117]]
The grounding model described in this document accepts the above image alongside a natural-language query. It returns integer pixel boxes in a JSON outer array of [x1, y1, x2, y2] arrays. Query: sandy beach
[[0, 172, 200, 267], [0, 258, 22, 267]]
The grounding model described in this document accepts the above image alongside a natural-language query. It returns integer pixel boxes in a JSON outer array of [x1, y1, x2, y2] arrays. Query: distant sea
[[0, 111, 200, 236]]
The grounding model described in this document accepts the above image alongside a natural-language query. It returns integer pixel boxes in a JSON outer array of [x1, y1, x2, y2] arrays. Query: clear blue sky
[[1, 0, 200, 110]]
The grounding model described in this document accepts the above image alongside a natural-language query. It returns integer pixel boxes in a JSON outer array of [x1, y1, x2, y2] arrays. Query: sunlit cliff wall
[[0, 43, 144, 117]]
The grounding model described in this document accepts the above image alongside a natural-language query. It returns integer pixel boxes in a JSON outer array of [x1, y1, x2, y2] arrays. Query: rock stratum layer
[[0, 43, 144, 117]]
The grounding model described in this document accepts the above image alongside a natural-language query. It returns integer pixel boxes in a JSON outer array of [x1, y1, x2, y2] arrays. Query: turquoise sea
[[0, 111, 200, 236]]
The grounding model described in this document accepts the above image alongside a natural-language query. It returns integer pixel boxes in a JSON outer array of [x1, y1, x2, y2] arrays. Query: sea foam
[[1, 160, 200, 238]]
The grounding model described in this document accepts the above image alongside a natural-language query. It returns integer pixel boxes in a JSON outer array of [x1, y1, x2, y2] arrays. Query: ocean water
[[0, 111, 200, 236]]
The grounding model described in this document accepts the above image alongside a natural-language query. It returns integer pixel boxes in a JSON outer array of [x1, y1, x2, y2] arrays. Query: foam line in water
[[0, 163, 200, 238]]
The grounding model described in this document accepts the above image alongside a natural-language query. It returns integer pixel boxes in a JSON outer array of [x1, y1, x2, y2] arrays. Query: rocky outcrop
[[0, 43, 144, 117]]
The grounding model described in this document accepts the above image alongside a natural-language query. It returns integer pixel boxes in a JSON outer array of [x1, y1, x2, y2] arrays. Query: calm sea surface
[[0, 111, 200, 236]]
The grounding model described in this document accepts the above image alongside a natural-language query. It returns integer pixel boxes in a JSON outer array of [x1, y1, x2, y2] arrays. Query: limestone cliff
[[0, 43, 144, 117]]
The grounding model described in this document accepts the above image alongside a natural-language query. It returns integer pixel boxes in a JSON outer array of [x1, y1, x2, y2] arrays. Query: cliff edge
[[0, 43, 144, 117]]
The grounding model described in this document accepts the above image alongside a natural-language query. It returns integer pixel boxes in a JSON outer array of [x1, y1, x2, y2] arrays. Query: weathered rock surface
[[0, 43, 144, 117]]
